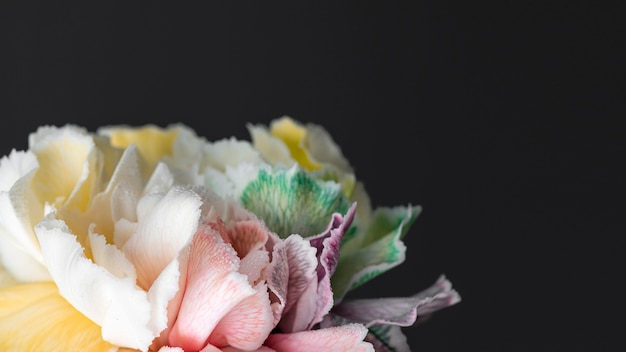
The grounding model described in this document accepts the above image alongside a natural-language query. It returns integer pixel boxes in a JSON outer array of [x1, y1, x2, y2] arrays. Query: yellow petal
[[269, 117, 322, 171], [102, 125, 179, 174], [30, 125, 100, 212], [0, 282, 117, 352]]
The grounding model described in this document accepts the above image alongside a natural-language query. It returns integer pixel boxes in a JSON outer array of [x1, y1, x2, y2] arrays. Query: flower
[[0, 117, 460, 352]]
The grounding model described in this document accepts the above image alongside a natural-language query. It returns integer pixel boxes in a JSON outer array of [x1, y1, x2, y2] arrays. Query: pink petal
[[264, 324, 374, 352], [169, 223, 257, 351], [218, 219, 268, 258], [221, 346, 276, 352], [208, 283, 274, 350], [264, 240, 289, 325], [216, 219, 271, 285]]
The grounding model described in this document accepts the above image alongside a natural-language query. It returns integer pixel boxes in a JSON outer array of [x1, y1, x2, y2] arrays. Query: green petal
[[332, 205, 420, 302], [239, 166, 351, 239]]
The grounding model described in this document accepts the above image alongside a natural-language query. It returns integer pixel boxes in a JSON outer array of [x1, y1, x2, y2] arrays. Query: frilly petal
[[332, 205, 420, 303], [239, 165, 351, 238], [29, 124, 101, 213], [365, 324, 411, 352], [301, 122, 352, 174], [0, 149, 38, 192], [122, 186, 202, 289], [97, 124, 179, 177], [275, 235, 318, 333], [332, 275, 461, 328], [247, 121, 295, 168], [169, 223, 272, 351], [36, 215, 155, 351], [306, 203, 356, 328], [0, 150, 49, 282], [201, 137, 264, 172], [0, 188, 50, 282], [264, 323, 374, 352]]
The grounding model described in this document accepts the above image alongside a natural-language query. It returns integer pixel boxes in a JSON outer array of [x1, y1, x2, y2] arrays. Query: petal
[[122, 186, 202, 289], [264, 240, 289, 325], [332, 205, 420, 303], [201, 137, 263, 172], [0, 149, 50, 282], [0, 282, 116, 352], [169, 224, 266, 351], [70, 145, 144, 246], [29, 125, 101, 212], [36, 216, 155, 350], [148, 257, 183, 350], [365, 324, 411, 352], [98, 124, 179, 176], [88, 230, 137, 280], [264, 324, 374, 352], [301, 122, 352, 173], [0, 149, 38, 192], [267, 116, 323, 171], [332, 275, 461, 328], [215, 219, 270, 285], [276, 235, 318, 333], [0, 264, 16, 288], [247, 121, 295, 167], [208, 283, 274, 350], [305, 203, 356, 328], [0, 191, 50, 282], [239, 166, 351, 238]]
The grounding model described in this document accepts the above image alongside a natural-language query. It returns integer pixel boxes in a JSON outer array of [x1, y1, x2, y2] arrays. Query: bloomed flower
[[0, 120, 459, 352]]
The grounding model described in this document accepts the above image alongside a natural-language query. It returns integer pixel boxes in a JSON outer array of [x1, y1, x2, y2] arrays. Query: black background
[[1, 1, 625, 351]]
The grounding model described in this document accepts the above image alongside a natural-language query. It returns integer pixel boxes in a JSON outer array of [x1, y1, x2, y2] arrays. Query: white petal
[[202, 137, 263, 172], [223, 162, 268, 199], [147, 256, 181, 336], [202, 166, 236, 199], [0, 165, 50, 282], [67, 145, 144, 247], [88, 229, 136, 280], [144, 162, 175, 196], [36, 215, 155, 351], [247, 122, 295, 167], [0, 149, 38, 192], [302, 123, 353, 173], [123, 187, 202, 289]]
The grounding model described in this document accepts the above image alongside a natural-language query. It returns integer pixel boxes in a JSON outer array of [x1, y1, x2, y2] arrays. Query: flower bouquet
[[0, 116, 460, 351]]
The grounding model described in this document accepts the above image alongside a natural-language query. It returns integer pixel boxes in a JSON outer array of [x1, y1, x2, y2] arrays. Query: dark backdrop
[[1, 1, 624, 351]]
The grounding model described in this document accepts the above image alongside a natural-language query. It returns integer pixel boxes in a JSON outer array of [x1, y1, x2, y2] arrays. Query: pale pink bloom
[[150, 194, 372, 351]]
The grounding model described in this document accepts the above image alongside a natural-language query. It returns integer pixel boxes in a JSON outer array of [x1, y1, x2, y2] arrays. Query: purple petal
[[276, 235, 318, 332], [307, 202, 357, 328], [331, 275, 461, 328], [364, 324, 411, 352]]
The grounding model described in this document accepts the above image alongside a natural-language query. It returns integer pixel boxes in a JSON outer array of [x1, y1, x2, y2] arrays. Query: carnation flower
[[0, 117, 460, 351]]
